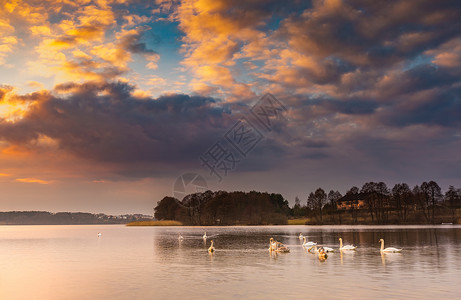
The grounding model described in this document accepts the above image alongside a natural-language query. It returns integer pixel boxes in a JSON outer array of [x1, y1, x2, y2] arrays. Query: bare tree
[[361, 182, 390, 224], [307, 188, 327, 223], [445, 185, 460, 223], [421, 181, 443, 224], [327, 190, 342, 224], [392, 183, 413, 223], [292, 196, 305, 217], [328, 190, 342, 207]]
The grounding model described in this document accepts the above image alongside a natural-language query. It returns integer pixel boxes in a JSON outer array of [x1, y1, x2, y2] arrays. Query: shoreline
[[125, 221, 460, 227]]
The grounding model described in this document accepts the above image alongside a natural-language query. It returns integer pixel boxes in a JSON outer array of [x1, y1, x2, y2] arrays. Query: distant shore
[[0, 211, 152, 225]]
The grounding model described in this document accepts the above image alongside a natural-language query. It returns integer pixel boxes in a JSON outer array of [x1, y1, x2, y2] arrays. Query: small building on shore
[[336, 193, 367, 210]]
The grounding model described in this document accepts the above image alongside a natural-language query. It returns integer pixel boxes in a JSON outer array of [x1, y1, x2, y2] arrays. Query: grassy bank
[[287, 218, 310, 225], [126, 220, 183, 226]]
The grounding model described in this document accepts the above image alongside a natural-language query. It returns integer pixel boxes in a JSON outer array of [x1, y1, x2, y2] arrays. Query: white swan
[[339, 238, 357, 250], [97, 232, 102, 237], [208, 240, 215, 253], [178, 234, 184, 241], [379, 239, 402, 253], [203, 232, 207, 240], [302, 236, 317, 248], [298, 233, 304, 240]]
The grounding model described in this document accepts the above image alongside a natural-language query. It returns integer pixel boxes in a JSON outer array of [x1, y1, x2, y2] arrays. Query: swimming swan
[[275, 242, 290, 253], [379, 239, 402, 253], [307, 245, 319, 253], [302, 236, 317, 248], [203, 232, 207, 240], [208, 240, 215, 253], [298, 233, 304, 240], [339, 238, 357, 250], [178, 234, 184, 241]]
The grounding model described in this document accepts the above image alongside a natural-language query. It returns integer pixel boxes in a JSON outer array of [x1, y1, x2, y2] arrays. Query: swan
[[379, 239, 402, 253], [298, 233, 304, 240], [178, 234, 184, 241], [97, 232, 102, 237], [307, 245, 318, 253], [339, 238, 357, 250], [208, 240, 215, 253], [302, 236, 317, 248], [203, 232, 207, 240], [269, 238, 278, 251], [275, 241, 290, 253]]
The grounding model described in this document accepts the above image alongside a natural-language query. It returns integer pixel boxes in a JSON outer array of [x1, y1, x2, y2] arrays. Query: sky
[[1, 0, 461, 214]]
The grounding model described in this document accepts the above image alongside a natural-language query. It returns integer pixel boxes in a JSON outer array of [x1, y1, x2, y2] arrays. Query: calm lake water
[[0, 225, 460, 299]]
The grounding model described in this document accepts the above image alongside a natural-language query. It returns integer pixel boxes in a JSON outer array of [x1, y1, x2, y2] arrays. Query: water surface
[[0, 225, 460, 299]]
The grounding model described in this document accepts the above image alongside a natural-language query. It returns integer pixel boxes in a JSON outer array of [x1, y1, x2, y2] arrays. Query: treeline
[[154, 190, 290, 225], [154, 181, 461, 226], [0, 211, 152, 225], [294, 181, 461, 225]]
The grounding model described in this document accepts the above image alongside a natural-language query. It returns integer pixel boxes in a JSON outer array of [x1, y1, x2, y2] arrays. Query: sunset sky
[[1, 0, 460, 214]]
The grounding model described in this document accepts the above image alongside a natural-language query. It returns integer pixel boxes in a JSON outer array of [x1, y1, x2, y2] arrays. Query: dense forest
[[154, 181, 461, 225], [154, 190, 291, 225]]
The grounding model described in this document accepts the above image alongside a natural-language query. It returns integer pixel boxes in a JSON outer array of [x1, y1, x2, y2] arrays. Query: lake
[[0, 225, 460, 299]]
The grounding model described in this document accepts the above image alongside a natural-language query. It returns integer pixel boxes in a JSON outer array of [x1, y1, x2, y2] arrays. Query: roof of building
[[337, 193, 367, 203]]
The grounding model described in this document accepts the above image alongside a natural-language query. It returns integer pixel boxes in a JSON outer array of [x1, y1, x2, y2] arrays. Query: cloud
[[15, 178, 52, 184], [0, 1, 165, 89], [0, 81, 235, 177], [1, 0, 461, 197], [116, 27, 160, 69], [427, 37, 461, 68], [174, 0, 291, 100]]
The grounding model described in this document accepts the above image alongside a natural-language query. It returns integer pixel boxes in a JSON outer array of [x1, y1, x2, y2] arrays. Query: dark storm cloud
[[297, 96, 379, 116], [273, 0, 461, 98], [285, 0, 461, 67], [0, 81, 236, 176], [384, 85, 461, 128]]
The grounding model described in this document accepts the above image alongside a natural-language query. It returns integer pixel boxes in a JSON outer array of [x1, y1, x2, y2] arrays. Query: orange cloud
[[17, 1, 161, 85], [174, 0, 268, 100], [15, 178, 53, 184], [0, 35, 18, 65], [0, 86, 30, 122], [427, 38, 461, 68]]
